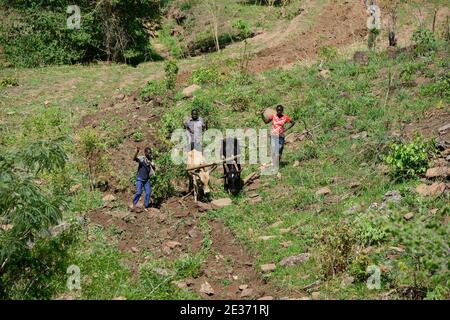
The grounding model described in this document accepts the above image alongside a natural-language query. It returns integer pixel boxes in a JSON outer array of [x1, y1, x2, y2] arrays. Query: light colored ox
[[186, 149, 217, 202]]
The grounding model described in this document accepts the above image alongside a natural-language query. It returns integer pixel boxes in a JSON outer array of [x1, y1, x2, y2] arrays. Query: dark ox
[[221, 137, 243, 195]]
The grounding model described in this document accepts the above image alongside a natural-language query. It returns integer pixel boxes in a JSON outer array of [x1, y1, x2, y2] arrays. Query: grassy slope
[[1, 1, 449, 300], [178, 46, 449, 299]]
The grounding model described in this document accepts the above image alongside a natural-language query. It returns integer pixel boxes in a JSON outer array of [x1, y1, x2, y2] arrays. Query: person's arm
[[284, 119, 296, 132], [184, 119, 193, 134], [261, 111, 272, 124], [133, 147, 140, 162]]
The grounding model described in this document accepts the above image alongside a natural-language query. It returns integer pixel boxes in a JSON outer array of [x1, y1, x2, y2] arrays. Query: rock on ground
[[199, 281, 214, 295], [425, 167, 450, 178], [415, 183, 446, 197], [279, 253, 310, 267], [260, 263, 276, 272], [211, 198, 232, 208], [182, 84, 201, 98]]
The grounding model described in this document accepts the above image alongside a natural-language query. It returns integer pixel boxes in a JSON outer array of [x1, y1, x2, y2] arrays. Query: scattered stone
[[116, 93, 125, 101], [69, 184, 82, 193], [199, 281, 214, 296], [438, 123, 450, 135], [303, 280, 321, 291], [325, 195, 340, 204], [240, 288, 254, 298], [153, 267, 174, 277], [318, 68, 331, 79], [340, 275, 355, 288], [311, 291, 321, 300], [102, 194, 116, 202], [281, 241, 292, 248], [188, 229, 199, 238], [239, 284, 248, 291], [247, 191, 259, 198], [165, 241, 182, 249], [182, 84, 201, 98], [285, 132, 306, 144], [270, 220, 283, 228], [173, 280, 188, 289], [258, 296, 274, 300], [130, 246, 139, 253], [196, 202, 213, 212], [249, 196, 262, 204], [415, 183, 446, 197], [258, 235, 276, 241], [351, 131, 368, 139], [0, 224, 13, 231], [383, 190, 402, 203], [279, 253, 310, 267], [293, 160, 300, 167], [211, 198, 232, 208], [442, 149, 450, 157], [315, 187, 331, 196], [403, 212, 414, 221], [260, 263, 276, 272], [345, 204, 362, 214], [389, 246, 405, 253], [349, 181, 361, 188], [425, 167, 450, 178]]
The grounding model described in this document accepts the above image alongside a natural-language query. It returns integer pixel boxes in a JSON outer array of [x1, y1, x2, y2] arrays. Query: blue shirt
[[136, 156, 154, 181]]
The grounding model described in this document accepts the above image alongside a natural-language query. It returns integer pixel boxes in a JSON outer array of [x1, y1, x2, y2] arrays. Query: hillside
[[0, 0, 449, 301]]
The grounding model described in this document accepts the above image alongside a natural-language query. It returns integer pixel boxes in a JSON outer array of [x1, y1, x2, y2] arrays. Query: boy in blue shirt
[[132, 146, 155, 212]]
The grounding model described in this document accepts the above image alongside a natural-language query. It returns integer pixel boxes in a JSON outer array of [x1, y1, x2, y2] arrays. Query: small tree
[[0, 138, 67, 292], [164, 59, 179, 91]]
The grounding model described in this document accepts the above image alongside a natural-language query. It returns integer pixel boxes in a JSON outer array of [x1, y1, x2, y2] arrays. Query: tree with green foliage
[[0, 138, 68, 297], [0, 0, 161, 67]]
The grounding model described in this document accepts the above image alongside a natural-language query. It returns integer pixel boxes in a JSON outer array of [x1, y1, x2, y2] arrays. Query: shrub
[[164, 60, 179, 90], [0, 138, 71, 298], [412, 28, 439, 57], [77, 128, 108, 188], [382, 137, 435, 179], [317, 223, 358, 278], [140, 80, 167, 100], [191, 66, 221, 85], [0, 1, 161, 67], [132, 130, 144, 142], [0, 77, 19, 87], [318, 45, 339, 63], [150, 151, 186, 204]]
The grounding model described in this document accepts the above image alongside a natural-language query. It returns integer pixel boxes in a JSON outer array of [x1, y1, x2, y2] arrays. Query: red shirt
[[269, 114, 292, 136]]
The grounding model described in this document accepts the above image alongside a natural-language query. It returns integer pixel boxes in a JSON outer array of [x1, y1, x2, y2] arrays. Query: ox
[[186, 149, 217, 202], [221, 137, 243, 195]]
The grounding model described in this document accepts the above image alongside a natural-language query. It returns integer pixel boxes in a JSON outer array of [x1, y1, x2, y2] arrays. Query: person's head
[[144, 147, 152, 159], [276, 104, 284, 117], [191, 109, 199, 121]]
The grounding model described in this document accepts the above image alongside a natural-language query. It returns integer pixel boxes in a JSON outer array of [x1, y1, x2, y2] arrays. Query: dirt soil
[[81, 92, 303, 300], [245, 0, 367, 73]]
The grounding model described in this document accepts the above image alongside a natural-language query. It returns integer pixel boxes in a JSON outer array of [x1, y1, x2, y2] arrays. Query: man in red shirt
[[261, 104, 296, 165]]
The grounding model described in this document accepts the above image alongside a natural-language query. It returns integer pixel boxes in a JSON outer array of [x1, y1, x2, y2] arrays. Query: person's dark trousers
[[133, 179, 151, 208]]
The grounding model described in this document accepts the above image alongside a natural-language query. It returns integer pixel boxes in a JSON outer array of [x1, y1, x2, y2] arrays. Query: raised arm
[[261, 111, 271, 124], [133, 147, 140, 162]]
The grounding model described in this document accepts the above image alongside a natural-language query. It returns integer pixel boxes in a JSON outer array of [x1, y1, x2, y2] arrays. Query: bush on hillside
[[0, 0, 161, 67]]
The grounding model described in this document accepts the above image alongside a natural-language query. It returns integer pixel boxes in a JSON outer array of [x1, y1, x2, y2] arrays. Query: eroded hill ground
[[1, 0, 449, 300]]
